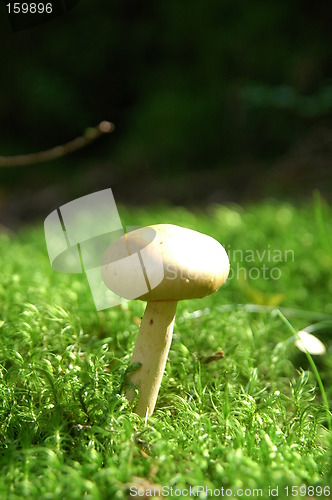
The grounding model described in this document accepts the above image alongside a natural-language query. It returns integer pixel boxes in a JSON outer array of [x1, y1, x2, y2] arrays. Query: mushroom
[[101, 224, 230, 417]]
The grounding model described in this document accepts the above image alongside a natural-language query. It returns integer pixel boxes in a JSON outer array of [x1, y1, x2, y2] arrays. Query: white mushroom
[[102, 224, 230, 417]]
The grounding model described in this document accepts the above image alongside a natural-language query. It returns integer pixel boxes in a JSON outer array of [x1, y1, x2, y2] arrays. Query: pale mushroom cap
[[101, 224, 230, 301]]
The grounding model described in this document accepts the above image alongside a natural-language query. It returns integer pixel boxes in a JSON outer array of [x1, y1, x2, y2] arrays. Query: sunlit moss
[[0, 200, 331, 497]]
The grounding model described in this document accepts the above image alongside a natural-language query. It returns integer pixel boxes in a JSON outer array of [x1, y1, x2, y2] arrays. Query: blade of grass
[[276, 309, 332, 433]]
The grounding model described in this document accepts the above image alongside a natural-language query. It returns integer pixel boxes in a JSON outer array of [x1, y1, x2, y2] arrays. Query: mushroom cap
[[101, 224, 230, 301]]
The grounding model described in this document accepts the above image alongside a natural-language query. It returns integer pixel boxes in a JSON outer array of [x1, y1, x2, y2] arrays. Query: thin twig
[[0, 120, 115, 168]]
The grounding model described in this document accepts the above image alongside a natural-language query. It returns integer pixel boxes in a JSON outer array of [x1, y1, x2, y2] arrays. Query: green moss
[[0, 200, 331, 498]]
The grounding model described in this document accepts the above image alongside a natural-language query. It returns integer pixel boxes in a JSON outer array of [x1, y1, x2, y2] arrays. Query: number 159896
[[6, 3, 53, 14]]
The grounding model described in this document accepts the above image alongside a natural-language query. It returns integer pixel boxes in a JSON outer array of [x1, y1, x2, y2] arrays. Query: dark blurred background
[[1, 0, 332, 226]]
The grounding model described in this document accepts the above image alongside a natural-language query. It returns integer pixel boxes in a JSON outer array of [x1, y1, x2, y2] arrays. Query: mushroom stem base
[[126, 300, 177, 417]]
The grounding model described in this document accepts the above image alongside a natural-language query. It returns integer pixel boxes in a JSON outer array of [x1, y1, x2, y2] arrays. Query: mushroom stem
[[126, 300, 177, 417]]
